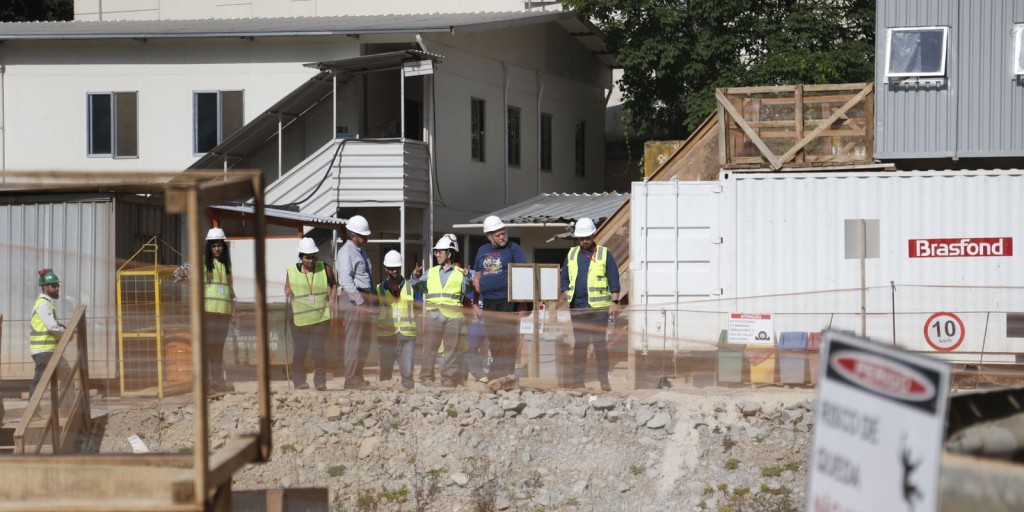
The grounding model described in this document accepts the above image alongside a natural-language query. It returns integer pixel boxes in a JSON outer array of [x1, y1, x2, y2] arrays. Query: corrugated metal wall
[[0, 195, 179, 382], [0, 196, 114, 381], [957, 0, 1024, 156], [875, 0, 958, 158], [875, 0, 1024, 159]]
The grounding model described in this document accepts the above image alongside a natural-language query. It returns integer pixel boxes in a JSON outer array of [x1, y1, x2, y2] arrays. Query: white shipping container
[[630, 170, 1024, 364]]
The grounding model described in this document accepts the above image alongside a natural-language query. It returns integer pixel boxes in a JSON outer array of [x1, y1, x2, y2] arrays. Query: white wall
[[74, 0, 561, 20], [426, 24, 610, 220], [0, 37, 359, 172]]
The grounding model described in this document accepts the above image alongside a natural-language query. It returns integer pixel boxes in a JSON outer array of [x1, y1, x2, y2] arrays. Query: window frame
[[574, 120, 586, 177], [506, 105, 521, 167], [1013, 24, 1024, 76], [540, 112, 553, 172], [884, 26, 950, 79], [471, 97, 486, 162], [87, 91, 138, 158], [193, 90, 244, 156]]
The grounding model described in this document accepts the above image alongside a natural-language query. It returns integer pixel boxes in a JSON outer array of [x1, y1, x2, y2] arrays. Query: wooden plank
[[795, 85, 804, 163], [186, 185, 209, 507], [864, 84, 875, 160], [250, 173, 274, 461], [716, 89, 782, 170], [778, 83, 874, 166], [722, 84, 797, 95], [802, 82, 873, 92], [717, 101, 727, 166]]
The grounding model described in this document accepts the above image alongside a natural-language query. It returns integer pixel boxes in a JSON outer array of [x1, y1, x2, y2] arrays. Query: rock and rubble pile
[[95, 386, 815, 511]]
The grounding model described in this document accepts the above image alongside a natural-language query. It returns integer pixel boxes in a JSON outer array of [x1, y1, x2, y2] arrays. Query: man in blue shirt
[[473, 216, 528, 380], [560, 218, 620, 392]]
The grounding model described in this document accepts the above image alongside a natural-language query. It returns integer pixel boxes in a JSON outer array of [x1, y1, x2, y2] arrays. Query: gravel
[[92, 383, 815, 511]]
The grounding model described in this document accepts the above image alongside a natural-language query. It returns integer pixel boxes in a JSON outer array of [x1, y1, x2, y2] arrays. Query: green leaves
[[566, 0, 875, 139]]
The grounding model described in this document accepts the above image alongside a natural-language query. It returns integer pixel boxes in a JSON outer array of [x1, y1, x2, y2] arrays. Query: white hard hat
[[296, 237, 319, 254], [433, 233, 459, 252], [347, 215, 371, 236], [482, 215, 506, 234], [383, 250, 403, 268], [573, 217, 597, 238], [206, 227, 226, 241]]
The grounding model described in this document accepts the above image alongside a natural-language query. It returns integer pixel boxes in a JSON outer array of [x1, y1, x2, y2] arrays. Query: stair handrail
[[14, 304, 92, 455]]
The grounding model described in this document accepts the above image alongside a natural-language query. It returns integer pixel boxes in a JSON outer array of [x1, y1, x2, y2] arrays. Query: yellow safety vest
[[204, 259, 233, 315], [566, 245, 612, 308], [425, 265, 466, 319], [288, 262, 331, 326], [376, 280, 417, 336], [29, 296, 60, 352]]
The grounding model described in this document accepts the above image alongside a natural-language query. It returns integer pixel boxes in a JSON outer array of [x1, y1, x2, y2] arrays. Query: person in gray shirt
[[336, 214, 374, 389]]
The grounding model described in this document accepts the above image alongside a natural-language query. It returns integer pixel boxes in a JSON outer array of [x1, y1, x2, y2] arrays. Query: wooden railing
[[716, 82, 874, 170], [14, 305, 92, 455]]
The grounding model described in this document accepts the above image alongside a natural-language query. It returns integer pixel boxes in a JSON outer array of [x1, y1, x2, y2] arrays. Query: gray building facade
[[875, 0, 1024, 161]]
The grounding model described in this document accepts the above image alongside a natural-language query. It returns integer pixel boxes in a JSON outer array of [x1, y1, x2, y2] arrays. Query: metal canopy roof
[[189, 49, 441, 170], [210, 204, 346, 230], [462, 191, 629, 228], [0, 11, 571, 40], [0, 12, 618, 67]]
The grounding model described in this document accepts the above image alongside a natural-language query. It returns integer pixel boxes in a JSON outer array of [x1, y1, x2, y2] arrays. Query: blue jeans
[[290, 321, 329, 388]]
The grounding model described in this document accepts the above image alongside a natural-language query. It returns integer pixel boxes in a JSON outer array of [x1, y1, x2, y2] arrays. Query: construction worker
[[336, 214, 374, 390], [560, 218, 620, 392], [285, 238, 338, 391], [203, 228, 236, 393], [413, 234, 472, 387], [375, 250, 419, 390], [473, 215, 528, 380], [29, 268, 65, 397]]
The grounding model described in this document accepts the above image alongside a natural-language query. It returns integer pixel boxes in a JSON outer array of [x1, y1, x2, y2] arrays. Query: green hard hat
[[38, 269, 60, 286]]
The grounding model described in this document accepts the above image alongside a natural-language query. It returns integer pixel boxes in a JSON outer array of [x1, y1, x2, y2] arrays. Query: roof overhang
[[209, 204, 345, 230], [453, 192, 629, 235], [190, 49, 441, 170]]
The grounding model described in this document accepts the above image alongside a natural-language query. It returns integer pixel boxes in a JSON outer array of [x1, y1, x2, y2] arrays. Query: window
[[471, 98, 485, 162], [885, 26, 949, 78], [88, 92, 137, 157], [194, 91, 244, 154], [540, 113, 552, 172], [574, 121, 586, 177], [507, 106, 521, 167], [1014, 24, 1024, 76]]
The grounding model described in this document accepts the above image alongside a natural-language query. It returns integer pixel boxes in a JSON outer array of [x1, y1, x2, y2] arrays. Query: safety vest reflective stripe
[[29, 296, 60, 352], [376, 281, 417, 336], [287, 262, 331, 326], [425, 266, 465, 319], [204, 260, 233, 315], [566, 245, 612, 308]]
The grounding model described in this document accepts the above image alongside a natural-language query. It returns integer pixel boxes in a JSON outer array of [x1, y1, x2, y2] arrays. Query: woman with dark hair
[[204, 227, 236, 392]]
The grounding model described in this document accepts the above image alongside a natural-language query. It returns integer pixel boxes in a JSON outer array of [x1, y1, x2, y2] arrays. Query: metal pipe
[[535, 71, 543, 195], [0, 64, 5, 172], [400, 65, 406, 138], [332, 72, 337, 140], [502, 61, 510, 206], [450, 222, 570, 229], [277, 113, 283, 179]]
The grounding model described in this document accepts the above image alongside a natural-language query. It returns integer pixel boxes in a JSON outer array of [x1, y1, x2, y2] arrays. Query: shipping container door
[[630, 181, 723, 351]]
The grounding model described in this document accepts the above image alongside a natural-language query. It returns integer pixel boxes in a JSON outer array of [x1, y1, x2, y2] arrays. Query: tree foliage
[[1, 0, 73, 23], [566, 0, 875, 139]]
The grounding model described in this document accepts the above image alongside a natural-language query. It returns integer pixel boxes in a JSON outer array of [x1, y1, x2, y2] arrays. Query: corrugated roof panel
[[468, 192, 629, 226], [0, 11, 572, 40]]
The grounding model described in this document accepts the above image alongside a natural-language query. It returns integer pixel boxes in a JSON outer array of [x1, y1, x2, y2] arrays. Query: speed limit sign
[[923, 312, 965, 352]]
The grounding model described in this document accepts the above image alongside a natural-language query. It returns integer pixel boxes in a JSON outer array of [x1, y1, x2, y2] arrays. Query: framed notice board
[[508, 264, 560, 302]]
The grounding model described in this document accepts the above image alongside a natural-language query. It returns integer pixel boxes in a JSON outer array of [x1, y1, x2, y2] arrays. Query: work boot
[[600, 382, 612, 392]]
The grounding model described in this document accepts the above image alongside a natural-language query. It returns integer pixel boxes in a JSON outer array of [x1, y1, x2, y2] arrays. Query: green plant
[[702, 486, 715, 496], [447, 407, 458, 418], [733, 487, 750, 497], [717, 483, 728, 492], [697, 501, 707, 510], [630, 464, 645, 476], [328, 465, 347, 477], [427, 467, 447, 478], [724, 458, 740, 471], [280, 443, 297, 454], [761, 466, 783, 477], [754, 434, 765, 443], [523, 470, 543, 489], [565, 498, 580, 507], [378, 485, 409, 503], [783, 462, 800, 472], [355, 488, 379, 511], [759, 484, 792, 496], [176, 446, 192, 454]]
